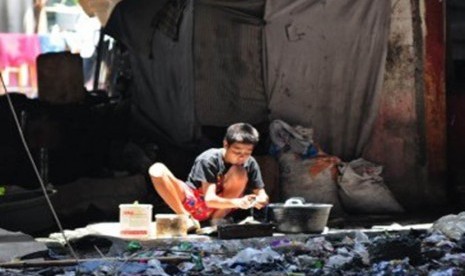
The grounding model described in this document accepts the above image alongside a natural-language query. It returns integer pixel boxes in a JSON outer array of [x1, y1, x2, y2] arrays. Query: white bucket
[[119, 203, 153, 239]]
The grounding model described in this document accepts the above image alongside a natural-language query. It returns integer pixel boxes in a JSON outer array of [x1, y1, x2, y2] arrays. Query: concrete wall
[[0, 0, 34, 33], [363, 0, 448, 212]]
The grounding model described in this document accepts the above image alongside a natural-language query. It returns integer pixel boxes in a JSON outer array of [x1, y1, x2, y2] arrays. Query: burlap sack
[[338, 158, 404, 214]]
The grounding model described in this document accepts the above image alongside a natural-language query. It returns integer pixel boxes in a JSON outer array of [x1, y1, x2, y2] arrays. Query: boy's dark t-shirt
[[185, 148, 264, 192]]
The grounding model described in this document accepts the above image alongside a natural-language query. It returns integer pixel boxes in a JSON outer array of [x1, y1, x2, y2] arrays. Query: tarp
[[105, 0, 199, 146], [194, 0, 269, 126], [105, 0, 390, 159], [265, 0, 390, 159]]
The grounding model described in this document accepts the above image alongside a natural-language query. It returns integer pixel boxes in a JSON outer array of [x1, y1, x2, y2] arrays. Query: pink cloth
[[0, 33, 41, 68]]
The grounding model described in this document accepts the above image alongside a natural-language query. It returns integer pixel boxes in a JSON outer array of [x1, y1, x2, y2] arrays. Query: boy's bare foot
[[186, 216, 201, 233]]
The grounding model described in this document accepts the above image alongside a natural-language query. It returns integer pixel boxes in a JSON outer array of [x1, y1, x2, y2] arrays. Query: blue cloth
[[77, 260, 148, 274], [38, 34, 66, 53]]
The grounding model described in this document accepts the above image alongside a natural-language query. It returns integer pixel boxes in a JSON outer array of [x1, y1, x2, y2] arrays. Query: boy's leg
[[210, 165, 248, 219], [148, 162, 191, 216]]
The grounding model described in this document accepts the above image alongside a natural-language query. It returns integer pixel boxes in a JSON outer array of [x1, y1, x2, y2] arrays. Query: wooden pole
[[0, 256, 191, 268]]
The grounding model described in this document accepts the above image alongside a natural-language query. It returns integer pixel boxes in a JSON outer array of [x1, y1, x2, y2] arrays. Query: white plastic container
[[155, 214, 188, 238], [119, 203, 153, 239]]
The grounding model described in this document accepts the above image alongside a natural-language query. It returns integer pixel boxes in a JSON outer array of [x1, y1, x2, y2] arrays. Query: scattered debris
[[1, 226, 465, 275], [433, 211, 465, 240], [2, 213, 465, 275]]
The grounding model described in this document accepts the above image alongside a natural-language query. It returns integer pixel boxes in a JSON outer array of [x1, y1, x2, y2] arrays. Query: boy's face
[[223, 141, 254, 166]]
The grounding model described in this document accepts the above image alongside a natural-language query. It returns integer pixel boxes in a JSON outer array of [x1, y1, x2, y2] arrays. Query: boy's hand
[[253, 193, 269, 209], [233, 194, 257, 209]]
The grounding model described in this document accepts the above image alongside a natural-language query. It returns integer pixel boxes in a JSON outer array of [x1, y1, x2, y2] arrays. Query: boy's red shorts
[[182, 188, 214, 221]]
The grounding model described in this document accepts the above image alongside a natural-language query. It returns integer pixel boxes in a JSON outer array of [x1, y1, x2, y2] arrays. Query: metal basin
[[268, 197, 332, 233]]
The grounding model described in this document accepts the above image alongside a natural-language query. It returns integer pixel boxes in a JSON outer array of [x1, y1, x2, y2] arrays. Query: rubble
[[1, 226, 465, 275], [433, 212, 465, 240], [2, 213, 465, 275], [368, 232, 422, 264]]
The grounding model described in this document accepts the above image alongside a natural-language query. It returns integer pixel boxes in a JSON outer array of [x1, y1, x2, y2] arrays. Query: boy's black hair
[[224, 123, 259, 145]]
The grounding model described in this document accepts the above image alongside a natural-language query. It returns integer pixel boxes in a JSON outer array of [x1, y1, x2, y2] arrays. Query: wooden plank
[[0, 256, 191, 268]]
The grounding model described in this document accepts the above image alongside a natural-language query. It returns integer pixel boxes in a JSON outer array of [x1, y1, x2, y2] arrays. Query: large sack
[[278, 152, 343, 216], [269, 119, 314, 156], [337, 158, 404, 214]]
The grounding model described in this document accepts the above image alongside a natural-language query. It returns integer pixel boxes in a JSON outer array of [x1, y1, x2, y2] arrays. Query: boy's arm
[[202, 182, 255, 209]]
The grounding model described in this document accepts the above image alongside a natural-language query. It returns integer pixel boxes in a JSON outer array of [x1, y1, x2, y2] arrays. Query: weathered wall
[[422, 0, 447, 199], [363, 0, 447, 211]]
